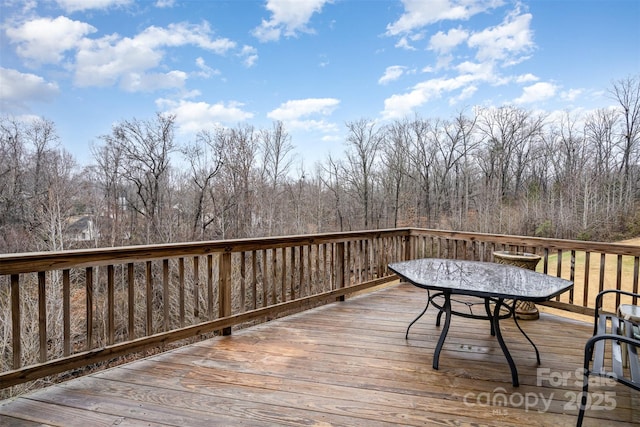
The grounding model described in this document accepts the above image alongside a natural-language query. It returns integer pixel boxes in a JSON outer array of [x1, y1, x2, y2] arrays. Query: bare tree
[[182, 130, 224, 240], [101, 113, 177, 243], [382, 119, 411, 228], [320, 154, 346, 231], [343, 119, 383, 228], [216, 124, 259, 238], [406, 116, 436, 227], [260, 121, 294, 235], [91, 137, 126, 246], [0, 117, 28, 250], [0, 117, 79, 252], [609, 74, 640, 209]]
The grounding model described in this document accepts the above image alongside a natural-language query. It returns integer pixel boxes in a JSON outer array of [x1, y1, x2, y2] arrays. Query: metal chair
[[576, 289, 640, 426]]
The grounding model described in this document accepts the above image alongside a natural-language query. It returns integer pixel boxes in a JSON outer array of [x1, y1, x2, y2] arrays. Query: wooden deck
[[1, 283, 638, 426]]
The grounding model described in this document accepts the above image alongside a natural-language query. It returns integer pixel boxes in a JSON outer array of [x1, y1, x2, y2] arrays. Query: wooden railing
[[1, 228, 639, 390], [0, 230, 409, 389]]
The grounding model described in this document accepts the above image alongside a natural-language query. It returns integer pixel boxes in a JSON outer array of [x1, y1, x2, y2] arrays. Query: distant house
[[65, 215, 98, 242]]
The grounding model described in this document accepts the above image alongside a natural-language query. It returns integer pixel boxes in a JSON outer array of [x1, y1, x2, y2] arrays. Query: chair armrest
[[593, 289, 640, 333], [595, 289, 640, 310], [585, 333, 640, 351]]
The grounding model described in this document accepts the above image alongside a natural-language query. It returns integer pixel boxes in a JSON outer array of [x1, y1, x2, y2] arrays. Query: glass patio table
[[388, 258, 573, 387]]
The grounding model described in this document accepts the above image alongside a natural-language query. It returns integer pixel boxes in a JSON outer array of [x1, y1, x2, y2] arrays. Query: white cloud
[[379, 66, 406, 85], [386, 0, 504, 36], [454, 60, 495, 81], [468, 12, 534, 64], [74, 22, 235, 89], [55, 0, 132, 13], [0, 68, 59, 109], [561, 88, 582, 102], [120, 70, 188, 92], [253, 0, 331, 42], [381, 74, 479, 119], [449, 84, 477, 105], [240, 45, 258, 67], [267, 98, 340, 121], [134, 22, 235, 53], [395, 36, 416, 51], [155, 0, 175, 7], [513, 82, 558, 104], [194, 57, 220, 78], [5, 16, 96, 64], [516, 73, 538, 83], [428, 27, 468, 54], [286, 119, 339, 133], [157, 98, 254, 133]]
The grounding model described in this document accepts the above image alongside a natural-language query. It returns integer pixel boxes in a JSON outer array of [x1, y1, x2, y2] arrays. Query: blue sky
[[1, 0, 639, 167]]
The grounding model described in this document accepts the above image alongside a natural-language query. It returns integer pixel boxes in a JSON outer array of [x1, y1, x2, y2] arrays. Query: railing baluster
[[219, 252, 231, 336], [365, 239, 370, 280], [11, 274, 21, 369], [178, 258, 185, 327], [163, 259, 169, 331], [107, 265, 115, 345], [207, 254, 214, 319], [280, 247, 286, 303], [262, 249, 268, 307], [63, 269, 70, 356], [251, 251, 257, 309], [633, 256, 639, 305], [290, 246, 296, 299], [272, 248, 278, 305], [599, 253, 606, 294], [357, 240, 362, 283], [566, 251, 575, 304], [308, 244, 314, 292], [38, 271, 46, 363], [315, 244, 321, 291], [556, 249, 563, 280], [583, 252, 591, 308], [240, 252, 246, 311], [298, 246, 304, 297], [616, 254, 623, 308], [543, 248, 549, 274], [346, 242, 352, 287], [336, 242, 345, 301], [145, 261, 153, 336], [193, 256, 200, 319], [86, 267, 93, 350], [127, 263, 135, 339]]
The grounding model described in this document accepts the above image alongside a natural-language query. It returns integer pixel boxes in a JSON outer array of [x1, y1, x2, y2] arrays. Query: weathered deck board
[[1, 283, 638, 426]]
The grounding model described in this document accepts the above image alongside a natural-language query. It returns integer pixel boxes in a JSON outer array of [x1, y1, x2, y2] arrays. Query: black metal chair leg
[[576, 355, 591, 426]]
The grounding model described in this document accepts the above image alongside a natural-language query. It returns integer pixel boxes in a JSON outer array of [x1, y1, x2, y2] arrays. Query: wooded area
[[1, 75, 638, 253]]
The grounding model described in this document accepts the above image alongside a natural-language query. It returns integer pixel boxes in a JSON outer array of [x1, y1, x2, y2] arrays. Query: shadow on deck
[[1, 283, 638, 426]]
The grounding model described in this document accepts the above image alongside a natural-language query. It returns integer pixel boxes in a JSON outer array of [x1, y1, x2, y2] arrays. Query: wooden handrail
[[1, 227, 639, 391]]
